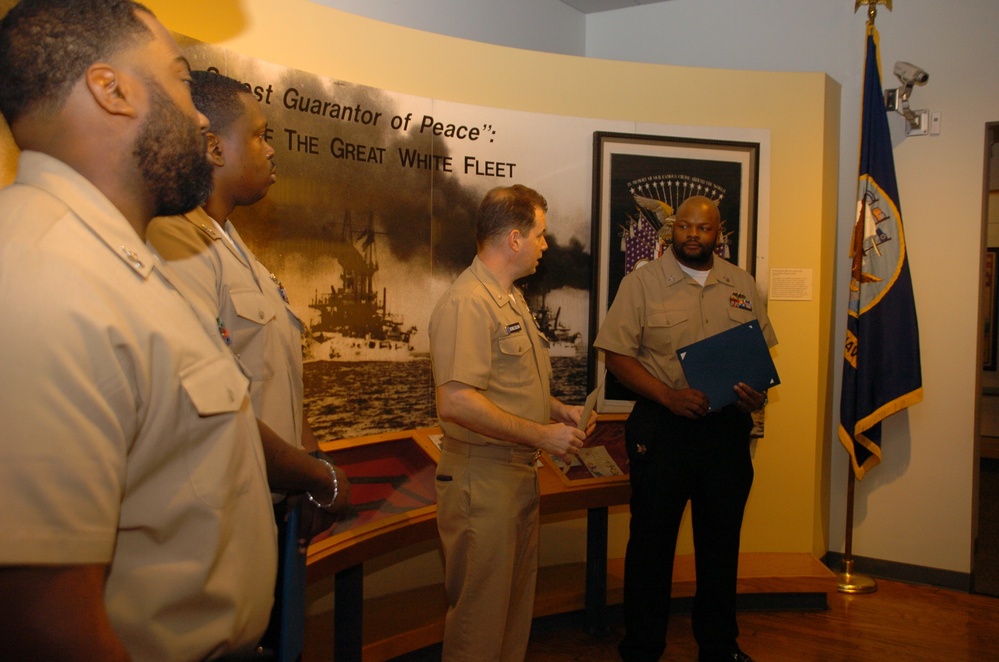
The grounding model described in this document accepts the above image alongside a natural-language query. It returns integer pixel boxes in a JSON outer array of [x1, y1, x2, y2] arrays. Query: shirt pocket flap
[[727, 306, 757, 325], [231, 289, 276, 325], [498, 333, 531, 357], [648, 309, 689, 328], [180, 354, 248, 416]]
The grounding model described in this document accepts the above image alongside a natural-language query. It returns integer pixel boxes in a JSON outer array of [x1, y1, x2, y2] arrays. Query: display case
[[543, 414, 630, 486], [307, 429, 441, 577], [302, 416, 832, 661]]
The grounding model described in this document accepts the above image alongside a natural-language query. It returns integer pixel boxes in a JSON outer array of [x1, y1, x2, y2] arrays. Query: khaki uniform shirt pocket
[[645, 308, 692, 387], [644, 308, 690, 350], [178, 354, 252, 508], [496, 332, 534, 388], [727, 305, 758, 326], [229, 288, 276, 380]]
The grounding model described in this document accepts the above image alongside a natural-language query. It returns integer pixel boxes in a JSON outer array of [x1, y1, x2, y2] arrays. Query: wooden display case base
[[304, 551, 836, 661]]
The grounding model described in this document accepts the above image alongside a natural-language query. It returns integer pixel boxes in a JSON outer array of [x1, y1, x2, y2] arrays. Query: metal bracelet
[[306, 458, 339, 510]]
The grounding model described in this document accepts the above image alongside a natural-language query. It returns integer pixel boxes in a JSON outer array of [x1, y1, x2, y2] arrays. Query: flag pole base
[[836, 558, 878, 594]]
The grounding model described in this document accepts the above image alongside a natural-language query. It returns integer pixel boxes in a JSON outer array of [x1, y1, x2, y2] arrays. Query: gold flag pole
[[837, 466, 877, 593], [837, 0, 893, 595]]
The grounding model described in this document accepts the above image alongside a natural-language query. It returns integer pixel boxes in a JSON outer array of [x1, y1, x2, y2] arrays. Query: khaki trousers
[[436, 439, 541, 661]]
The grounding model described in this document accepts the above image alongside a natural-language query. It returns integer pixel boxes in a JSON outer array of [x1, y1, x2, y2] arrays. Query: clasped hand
[[666, 382, 765, 419], [540, 404, 597, 464]]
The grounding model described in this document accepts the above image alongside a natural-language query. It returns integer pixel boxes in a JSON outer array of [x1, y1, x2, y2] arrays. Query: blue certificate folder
[[675, 320, 780, 411]]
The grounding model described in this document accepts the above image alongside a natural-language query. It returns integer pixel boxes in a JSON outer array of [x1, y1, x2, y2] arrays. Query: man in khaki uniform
[[0, 2, 277, 659], [148, 70, 350, 653], [429, 184, 594, 660], [594, 195, 776, 662], [148, 70, 348, 520]]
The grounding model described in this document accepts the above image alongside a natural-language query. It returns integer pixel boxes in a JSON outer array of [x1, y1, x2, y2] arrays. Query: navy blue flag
[[839, 24, 923, 479]]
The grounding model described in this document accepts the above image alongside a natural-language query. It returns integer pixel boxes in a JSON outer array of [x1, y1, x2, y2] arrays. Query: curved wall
[[0, 0, 839, 590]]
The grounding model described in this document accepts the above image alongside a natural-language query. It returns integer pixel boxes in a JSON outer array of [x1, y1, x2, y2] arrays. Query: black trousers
[[618, 397, 755, 662]]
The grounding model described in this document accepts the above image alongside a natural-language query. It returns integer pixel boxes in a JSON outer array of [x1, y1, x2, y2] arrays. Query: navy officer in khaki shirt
[[429, 184, 595, 660], [594, 195, 776, 662]]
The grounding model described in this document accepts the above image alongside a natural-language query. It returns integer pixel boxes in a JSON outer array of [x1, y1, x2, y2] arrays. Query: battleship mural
[[170, 37, 674, 441], [529, 294, 582, 359], [0, 29, 768, 442], [304, 211, 418, 363]]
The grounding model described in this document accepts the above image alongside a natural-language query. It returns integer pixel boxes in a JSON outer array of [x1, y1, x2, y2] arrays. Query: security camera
[[894, 61, 929, 86]]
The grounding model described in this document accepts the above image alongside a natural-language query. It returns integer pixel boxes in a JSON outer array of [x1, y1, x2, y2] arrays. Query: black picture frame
[[589, 131, 762, 412]]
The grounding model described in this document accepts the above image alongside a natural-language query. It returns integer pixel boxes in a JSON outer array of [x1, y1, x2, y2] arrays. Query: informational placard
[[769, 267, 813, 301]]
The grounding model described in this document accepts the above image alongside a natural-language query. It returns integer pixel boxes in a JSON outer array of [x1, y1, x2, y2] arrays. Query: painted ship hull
[[305, 332, 416, 363], [548, 340, 580, 358]]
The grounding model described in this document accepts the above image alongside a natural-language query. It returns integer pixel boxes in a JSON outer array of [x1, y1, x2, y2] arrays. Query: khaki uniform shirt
[[149, 207, 305, 449], [429, 256, 552, 447], [594, 250, 777, 390], [0, 152, 277, 661]]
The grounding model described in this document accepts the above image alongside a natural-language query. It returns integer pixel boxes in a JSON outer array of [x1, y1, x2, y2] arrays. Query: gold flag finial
[[855, 0, 893, 19]]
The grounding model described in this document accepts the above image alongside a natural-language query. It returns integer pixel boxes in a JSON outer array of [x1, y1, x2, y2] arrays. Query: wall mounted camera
[[893, 61, 929, 86], [885, 61, 931, 136]]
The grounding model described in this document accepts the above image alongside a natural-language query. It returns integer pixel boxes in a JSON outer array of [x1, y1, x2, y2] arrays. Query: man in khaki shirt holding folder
[[594, 195, 776, 662]]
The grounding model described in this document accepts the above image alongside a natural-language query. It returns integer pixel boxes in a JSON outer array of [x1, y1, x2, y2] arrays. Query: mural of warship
[[529, 293, 581, 358], [305, 211, 417, 362]]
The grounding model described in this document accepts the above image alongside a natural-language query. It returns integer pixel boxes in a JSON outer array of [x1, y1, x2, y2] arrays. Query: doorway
[[974, 122, 999, 596]]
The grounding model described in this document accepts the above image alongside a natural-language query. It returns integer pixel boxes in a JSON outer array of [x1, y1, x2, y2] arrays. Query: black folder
[[675, 320, 779, 411]]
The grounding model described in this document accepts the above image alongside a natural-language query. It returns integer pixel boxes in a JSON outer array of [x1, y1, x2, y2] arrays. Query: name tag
[[505, 322, 522, 334]]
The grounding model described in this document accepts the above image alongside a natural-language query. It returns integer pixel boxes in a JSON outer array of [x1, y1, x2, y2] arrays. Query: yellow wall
[[0, 0, 839, 589]]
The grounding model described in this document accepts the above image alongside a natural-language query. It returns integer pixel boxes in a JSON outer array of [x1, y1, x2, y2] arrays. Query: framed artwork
[[985, 247, 998, 371], [589, 132, 762, 412]]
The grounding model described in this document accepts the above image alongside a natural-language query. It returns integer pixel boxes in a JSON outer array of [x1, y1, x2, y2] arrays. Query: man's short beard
[[134, 77, 214, 217], [672, 241, 715, 268]]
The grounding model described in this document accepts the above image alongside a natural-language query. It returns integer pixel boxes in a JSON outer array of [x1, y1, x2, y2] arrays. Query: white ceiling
[[558, 0, 673, 14]]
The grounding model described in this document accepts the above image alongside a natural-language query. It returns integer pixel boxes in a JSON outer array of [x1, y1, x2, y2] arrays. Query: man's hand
[[537, 421, 586, 464], [550, 400, 597, 434], [733, 382, 767, 413], [298, 453, 351, 543], [604, 351, 707, 420], [663, 387, 710, 419], [438, 383, 598, 464], [580, 408, 599, 437], [546, 399, 598, 462]]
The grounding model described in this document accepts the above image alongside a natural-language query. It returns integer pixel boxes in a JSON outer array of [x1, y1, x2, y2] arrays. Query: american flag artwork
[[623, 214, 664, 274], [621, 175, 729, 275]]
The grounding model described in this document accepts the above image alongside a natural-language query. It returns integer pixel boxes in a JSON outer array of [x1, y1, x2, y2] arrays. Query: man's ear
[[206, 133, 225, 167], [85, 64, 137, 118], [508, 228, 523, 252]]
